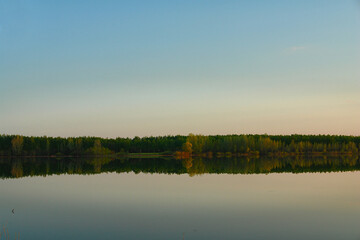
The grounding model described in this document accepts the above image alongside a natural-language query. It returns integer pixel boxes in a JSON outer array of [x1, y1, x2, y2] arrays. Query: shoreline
[[0, 152, 357, 159]]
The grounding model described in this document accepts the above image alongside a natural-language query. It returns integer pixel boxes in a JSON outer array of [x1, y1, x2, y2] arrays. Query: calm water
[[0, 157, 360, 239]]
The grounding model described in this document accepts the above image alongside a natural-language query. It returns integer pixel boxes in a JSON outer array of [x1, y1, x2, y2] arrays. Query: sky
[[0, 0, 360, 138]]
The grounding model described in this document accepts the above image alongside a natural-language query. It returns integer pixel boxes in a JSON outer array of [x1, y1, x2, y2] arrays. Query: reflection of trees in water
[[0, 156, 359, 179], [182, 158, 206, 177], [86, 157, 114, 173], [11, 160, 23, 178], [182, 158, 193, 170], [67, 161, 75, 174], [0, 224, 20, 240], [75, 160, 83, 174], [184, 156, 360, 176]]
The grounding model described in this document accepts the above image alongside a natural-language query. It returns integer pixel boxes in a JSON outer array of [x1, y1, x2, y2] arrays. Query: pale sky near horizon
[[1, 0, 360, 138]]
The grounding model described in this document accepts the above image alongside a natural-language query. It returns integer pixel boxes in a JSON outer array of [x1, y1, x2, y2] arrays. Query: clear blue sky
[[1, 0, 359, 137]]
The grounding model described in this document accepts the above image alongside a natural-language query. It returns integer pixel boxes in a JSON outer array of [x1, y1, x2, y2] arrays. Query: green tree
[[11, 136, 24, 155], [94, 139, 101, 149], [75, 138, 83, 155], [187, 134, 207, 154]]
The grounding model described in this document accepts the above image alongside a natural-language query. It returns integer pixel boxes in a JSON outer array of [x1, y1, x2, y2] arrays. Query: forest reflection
[[0, 156, 359, 179]]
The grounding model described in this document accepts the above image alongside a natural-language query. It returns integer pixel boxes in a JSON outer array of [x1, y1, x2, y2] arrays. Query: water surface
[[0, 157, 359, 239]]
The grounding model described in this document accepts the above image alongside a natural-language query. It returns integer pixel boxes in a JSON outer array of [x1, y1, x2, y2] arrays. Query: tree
[[46, 139, 50, 155], [187, 134, 207, 153], [94, 139, 101, 149], [11, 136, 24, 155], [86, 139, 112, 156], [67, 138, 75, 153], [182, 141, 193, 154], [75, 138, 83, 155]]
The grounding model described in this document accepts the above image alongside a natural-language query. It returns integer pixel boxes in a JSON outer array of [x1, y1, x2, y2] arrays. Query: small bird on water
[[12, 209, 14, 214]]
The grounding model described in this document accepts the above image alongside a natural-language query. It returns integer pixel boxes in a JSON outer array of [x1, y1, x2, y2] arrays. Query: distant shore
[[1, 134, 359, 158], [0, 151, 357, 159]]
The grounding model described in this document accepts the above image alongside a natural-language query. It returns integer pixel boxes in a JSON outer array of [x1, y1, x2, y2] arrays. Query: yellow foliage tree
[[182, 141, 193, 154]]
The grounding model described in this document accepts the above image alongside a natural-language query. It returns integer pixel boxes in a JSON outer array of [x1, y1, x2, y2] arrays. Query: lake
[[0, 156, 360, 239]]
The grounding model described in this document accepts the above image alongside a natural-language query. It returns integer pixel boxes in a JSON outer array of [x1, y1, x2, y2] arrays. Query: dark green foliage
[[0, 134, 359, 156], [185, 134, 359, 156]]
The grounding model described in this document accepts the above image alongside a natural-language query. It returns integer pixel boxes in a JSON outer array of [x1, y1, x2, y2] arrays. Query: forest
[[0, 134, 359, 157]]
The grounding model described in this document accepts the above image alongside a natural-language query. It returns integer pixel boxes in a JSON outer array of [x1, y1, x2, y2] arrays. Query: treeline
[[179, 134, 360, 156], [0, 134, 359, 157], [1, 155, 359, 179], [0, 135, 185, 156]]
